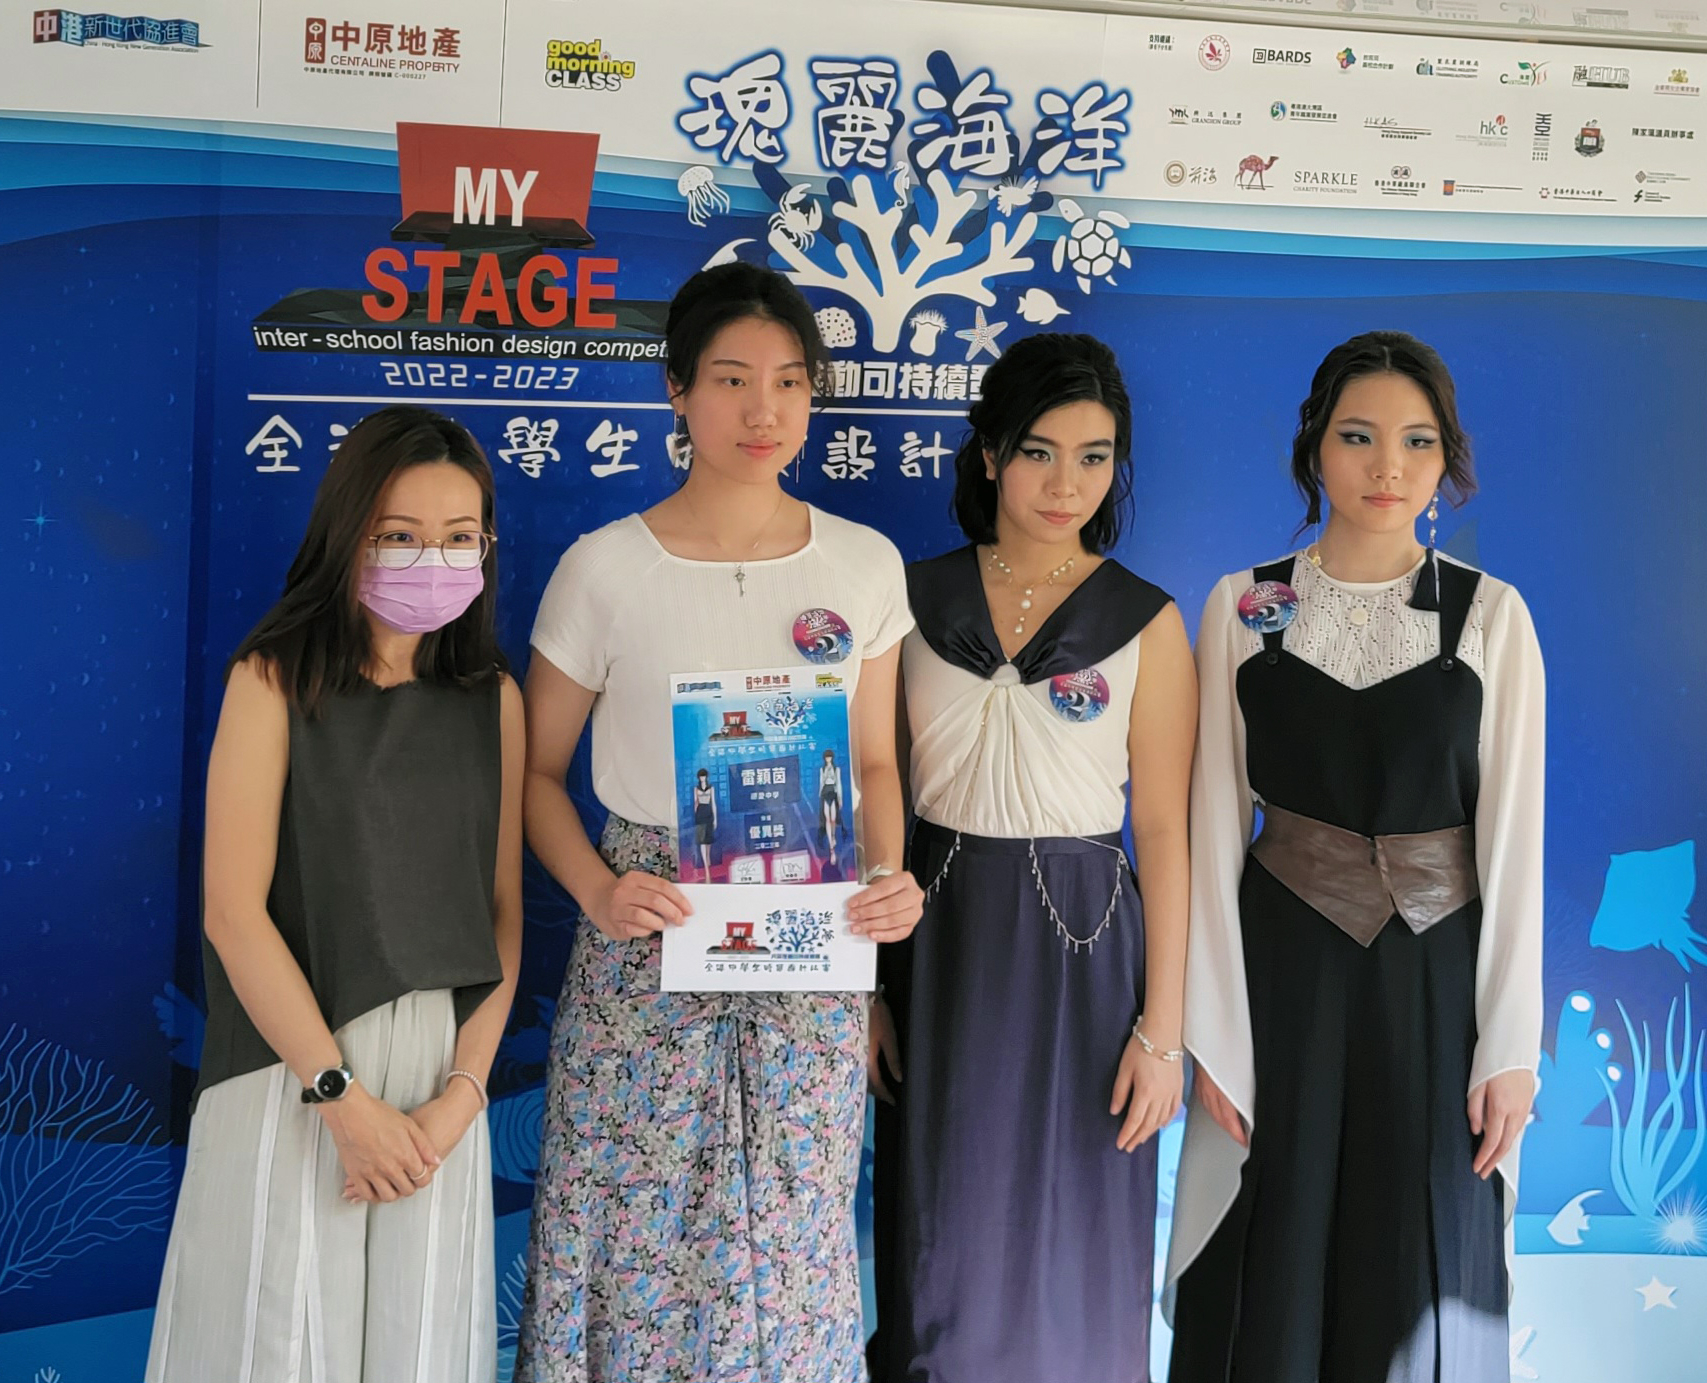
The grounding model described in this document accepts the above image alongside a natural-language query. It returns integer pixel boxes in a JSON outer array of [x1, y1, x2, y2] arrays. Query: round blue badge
[[792, 608, 854, 664], [1237, 581, 1299, 634], [1049, 668, 1110, 723]]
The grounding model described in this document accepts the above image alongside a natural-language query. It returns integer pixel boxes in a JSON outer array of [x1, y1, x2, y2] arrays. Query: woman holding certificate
[[869, 334, 1196, 1383], [515, 263, 924, 1383]]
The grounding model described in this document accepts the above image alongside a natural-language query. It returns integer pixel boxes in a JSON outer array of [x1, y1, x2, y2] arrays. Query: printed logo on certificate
[[665, 665, 874, 992]]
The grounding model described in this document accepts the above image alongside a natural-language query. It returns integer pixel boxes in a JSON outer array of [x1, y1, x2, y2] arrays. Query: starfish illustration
[[1635, 1275, 1677, 1311], [955, 305, 1008, 362]]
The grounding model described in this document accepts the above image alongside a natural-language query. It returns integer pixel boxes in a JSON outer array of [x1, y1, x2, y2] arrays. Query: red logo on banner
[[304, 17, 326, 65]]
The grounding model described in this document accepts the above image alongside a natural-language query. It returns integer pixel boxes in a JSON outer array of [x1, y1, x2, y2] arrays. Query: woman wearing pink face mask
[[146, 406, 523, 1383]]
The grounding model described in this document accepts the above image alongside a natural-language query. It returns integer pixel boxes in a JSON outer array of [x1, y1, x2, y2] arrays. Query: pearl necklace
[[987, 547, 1076, 638]]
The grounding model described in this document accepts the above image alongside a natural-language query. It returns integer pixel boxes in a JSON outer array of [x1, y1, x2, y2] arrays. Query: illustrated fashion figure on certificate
[[692, 767, 717, 878], [870, 334, 1197, 1383], [1167, 332, 1545, 1383]]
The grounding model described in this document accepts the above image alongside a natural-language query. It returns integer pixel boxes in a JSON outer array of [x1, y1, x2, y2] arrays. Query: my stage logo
[[33, 11, 203, 48], [545, 38, 637, 93], [251, 123, 671, 363], [303, 17, 462, 77]]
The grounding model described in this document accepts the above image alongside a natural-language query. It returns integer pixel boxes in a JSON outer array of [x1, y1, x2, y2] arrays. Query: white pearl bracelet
[[1131, 1021, 1184, 1063], [447, 1068, 489, 1109]]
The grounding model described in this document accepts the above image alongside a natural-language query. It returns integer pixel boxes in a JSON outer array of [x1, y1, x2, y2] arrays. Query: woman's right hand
[[1194, 1066, 1249, 1148], [588, 869, 693, 940], [318, 1083, 443, 1202]]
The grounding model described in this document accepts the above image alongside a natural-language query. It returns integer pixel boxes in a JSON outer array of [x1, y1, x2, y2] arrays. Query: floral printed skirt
[[515, 814, 869, 1383]]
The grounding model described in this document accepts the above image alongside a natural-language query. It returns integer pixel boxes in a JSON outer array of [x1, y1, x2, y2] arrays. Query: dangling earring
[[1412, 489, 1443, 610], [1308, 515, 1323, 567], [667, 413, 693, 471]]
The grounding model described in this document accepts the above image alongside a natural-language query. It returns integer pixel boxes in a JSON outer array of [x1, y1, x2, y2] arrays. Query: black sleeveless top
[[195, 675, 506, 1104], [1237, 554, 1484, 838]]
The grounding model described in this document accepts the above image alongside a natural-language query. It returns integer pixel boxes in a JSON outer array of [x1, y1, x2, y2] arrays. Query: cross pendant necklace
[[687, 490, 788, 598]]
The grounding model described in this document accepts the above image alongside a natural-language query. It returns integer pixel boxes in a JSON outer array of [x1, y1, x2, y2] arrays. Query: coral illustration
[[1590, 840, 1705, 972], [0, 1026, 173, 1293], [767, 909, 835, 957], [1536, 990, 1617, 1127], [765, 169, 1037, 352], [497, 1249, 527, 1377], [1599, 988, 1705, 1221]]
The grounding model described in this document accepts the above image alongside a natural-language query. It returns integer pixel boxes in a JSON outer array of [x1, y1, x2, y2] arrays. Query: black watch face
[[315, 1067, 349, 1101]]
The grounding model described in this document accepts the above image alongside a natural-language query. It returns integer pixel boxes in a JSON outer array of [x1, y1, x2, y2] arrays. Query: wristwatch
[[301, 1061, 355, 1105]]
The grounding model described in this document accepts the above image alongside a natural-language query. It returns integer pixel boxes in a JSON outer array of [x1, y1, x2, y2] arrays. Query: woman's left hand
[[342, 1081, 483, 1200], [1468, 1069, 1534, 1179], [847, 871, 925, 943], [1111, 1036, 1184, 1153]]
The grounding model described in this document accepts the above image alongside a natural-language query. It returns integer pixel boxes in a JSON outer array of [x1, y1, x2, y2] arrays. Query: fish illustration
[[1545, 1188, 1601, 1245], [1017, 288, 1070, 325]]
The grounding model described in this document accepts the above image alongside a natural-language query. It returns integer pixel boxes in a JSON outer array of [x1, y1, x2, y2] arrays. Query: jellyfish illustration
[[678, 165, 731, 228], [908, 309, 948, 357]]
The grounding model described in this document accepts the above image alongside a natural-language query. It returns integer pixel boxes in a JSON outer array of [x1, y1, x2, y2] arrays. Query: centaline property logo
[[303, 17, 462, 77], [33, 10, 203, 47]]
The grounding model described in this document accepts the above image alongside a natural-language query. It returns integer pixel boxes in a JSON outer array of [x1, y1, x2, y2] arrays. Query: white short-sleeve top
[[530, 505, 913, 829]]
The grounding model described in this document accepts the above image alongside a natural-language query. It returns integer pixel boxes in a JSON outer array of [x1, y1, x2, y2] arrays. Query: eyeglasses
[[368, 530, 493, 571]]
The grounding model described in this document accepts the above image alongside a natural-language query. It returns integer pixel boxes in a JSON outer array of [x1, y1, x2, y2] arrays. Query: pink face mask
[[357, 552, 484, 634]]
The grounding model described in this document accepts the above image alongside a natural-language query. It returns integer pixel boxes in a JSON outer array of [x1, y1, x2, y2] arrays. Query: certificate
[[662, 882, 876, 993], [668, 665, 855, 886], [664, 664, 871, 992]]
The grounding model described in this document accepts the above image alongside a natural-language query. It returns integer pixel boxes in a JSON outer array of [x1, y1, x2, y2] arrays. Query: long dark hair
[[949, 333, 1133, 554], [1291, 330, 1476, 529], [230, 405, 506, 715], [665, 262, 834, 400]]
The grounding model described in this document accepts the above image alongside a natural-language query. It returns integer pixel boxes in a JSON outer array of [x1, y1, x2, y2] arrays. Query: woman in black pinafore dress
[[1168, 333, 1546, 1383]]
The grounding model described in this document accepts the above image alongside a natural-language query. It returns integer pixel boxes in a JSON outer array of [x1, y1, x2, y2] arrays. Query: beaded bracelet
[[1131, 1020, 1184, 1063], [447, 1068, 489, 1109]]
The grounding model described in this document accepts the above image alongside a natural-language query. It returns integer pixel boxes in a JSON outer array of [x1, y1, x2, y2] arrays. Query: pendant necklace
[[988, 546, 1076, 639]]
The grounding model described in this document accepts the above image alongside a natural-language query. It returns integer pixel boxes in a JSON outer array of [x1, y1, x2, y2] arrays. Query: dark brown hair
[[229, 405, 505, 714], [950, 333, 1133, 554], [665, 262, 833, 399], [1291, 330, 1476, 529]]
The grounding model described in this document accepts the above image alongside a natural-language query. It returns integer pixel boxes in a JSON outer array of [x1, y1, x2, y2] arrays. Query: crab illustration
[[769, 184, 824, 250], [1051, 198, 1132, 294]]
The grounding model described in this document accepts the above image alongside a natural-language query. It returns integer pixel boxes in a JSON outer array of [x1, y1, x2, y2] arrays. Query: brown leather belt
[[1248, 802, 1479, 947]]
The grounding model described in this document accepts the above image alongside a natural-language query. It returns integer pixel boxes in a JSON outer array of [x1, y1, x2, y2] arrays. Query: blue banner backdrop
[[3, 41, 1706, 1383]]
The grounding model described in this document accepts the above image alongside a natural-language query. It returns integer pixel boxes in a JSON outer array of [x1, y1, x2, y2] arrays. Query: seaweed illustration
[[1599, 989, 1705, 1221], [0, 1025, 174, 1293]]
